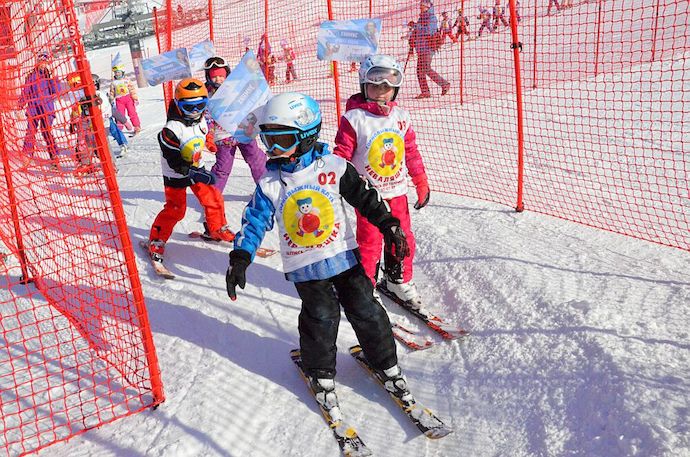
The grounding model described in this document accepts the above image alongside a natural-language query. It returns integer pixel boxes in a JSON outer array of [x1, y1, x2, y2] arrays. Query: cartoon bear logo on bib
[[180, 135, 205, 165], [114, 81, 129, 96], [283, 190, 335, 247], [367, 132, 404, 178]]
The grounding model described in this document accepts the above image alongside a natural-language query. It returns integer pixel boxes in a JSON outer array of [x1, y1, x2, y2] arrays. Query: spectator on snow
[[67, 73, 119, 172], [257, 33, 276, 85], [403, 20, 417, 70], [412, 0, 450, 98], [511, 0, 522, 24]]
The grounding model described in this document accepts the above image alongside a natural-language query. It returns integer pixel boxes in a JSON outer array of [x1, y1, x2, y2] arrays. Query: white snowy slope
[[42, 28, 690, 457]]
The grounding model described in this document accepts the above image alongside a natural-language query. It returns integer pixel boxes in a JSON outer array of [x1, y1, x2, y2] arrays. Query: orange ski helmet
[[174, 78, 208, 101]]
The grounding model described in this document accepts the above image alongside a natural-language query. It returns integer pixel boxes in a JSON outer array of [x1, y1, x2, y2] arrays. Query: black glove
[[382, 224, 410, 263], [226, 249, 251, 301], [188, 166, 216, 185], [381, 223, 409, 283]]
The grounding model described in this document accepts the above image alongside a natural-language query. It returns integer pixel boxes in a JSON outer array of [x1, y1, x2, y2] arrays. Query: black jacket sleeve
[[340, 162, 399, 231], [158, 127, 190, 176]]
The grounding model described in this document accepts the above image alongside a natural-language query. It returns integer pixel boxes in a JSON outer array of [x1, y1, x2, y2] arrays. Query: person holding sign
[[333, 54, 430, 308], [147, 78, 235, 264], [202, 56, 267, 190], [225, 93, 413, 415]]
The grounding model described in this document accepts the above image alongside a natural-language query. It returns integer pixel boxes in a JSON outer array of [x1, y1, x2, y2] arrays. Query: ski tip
[[348, 345, 363, 355], [344, 445, 374, 457], [424, 427, 453, 439], [255, 247, 279, 258]]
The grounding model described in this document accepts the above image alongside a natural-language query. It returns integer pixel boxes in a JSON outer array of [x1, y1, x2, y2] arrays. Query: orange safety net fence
[[154, 0, 688, 251], [0, 1, 164, 456]]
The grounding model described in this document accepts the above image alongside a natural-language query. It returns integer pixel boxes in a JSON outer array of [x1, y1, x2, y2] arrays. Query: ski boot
[[117, 145, 129, 158], [308, 376, 343, 422], [375, 365, 415, 406], [208, 224, 235, 242], [148, 239, 166, 263], [386, 280, 423, 309]]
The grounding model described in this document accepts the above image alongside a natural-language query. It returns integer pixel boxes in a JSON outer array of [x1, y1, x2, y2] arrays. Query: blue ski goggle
[[259, 129, 301, 156], [177, 97, 208, 115]]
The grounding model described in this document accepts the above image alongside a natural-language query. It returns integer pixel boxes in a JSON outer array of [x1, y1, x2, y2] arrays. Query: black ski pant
[[295, 263, 397, 379]]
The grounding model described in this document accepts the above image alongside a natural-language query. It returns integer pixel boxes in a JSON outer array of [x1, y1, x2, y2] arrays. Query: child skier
[[333, 54, 430, 307], [19, 53, 60, 167], [67, 74, 98, 171], [93, 74, 129, 158], [202, 56, 267, 189], [453, 8, 470, 41], [109, 64, 141, 135], [492, 0, 510, 29], [477, 6, 494, 37], [146, 78, 235, 265], [279, 39, 298, 83], [547, 0, 562, 15], [224, 92, 414, 417], [67, 73, 118, 172], [257, 34, 277, 85], [439, 12, 458, 44]]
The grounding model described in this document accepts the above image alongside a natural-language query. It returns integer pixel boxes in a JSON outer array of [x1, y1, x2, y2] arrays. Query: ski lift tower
[[114, 0, 149, 87], [80, 0, 153, 87]]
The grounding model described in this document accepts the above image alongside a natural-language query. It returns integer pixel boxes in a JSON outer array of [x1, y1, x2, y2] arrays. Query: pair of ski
[[291, 347, 451, 456], [378, 282, 469, 351]]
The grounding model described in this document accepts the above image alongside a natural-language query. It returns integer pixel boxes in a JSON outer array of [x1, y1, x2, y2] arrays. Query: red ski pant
[[149, 183, 227, 243], [356, 194, 416, 285]]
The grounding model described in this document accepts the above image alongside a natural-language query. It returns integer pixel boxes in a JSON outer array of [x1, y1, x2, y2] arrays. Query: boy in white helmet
[[225, 92, 414, 417], [334, 54, 430, 308]]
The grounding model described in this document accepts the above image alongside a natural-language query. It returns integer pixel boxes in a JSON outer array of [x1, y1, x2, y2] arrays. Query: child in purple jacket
[[202, 56, 267, 191]]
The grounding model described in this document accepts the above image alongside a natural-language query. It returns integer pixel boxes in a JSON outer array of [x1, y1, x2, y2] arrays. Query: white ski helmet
[[259, 92, 322, 157], [358, 54, 404, 101]]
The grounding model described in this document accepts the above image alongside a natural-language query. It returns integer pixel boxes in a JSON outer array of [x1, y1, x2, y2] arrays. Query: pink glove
[[411, 173, 430, 210]]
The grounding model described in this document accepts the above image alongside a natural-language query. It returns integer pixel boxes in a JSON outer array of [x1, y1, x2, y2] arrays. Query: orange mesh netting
[[154, 0, 689, 251], [0, 1, 164, 456]]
